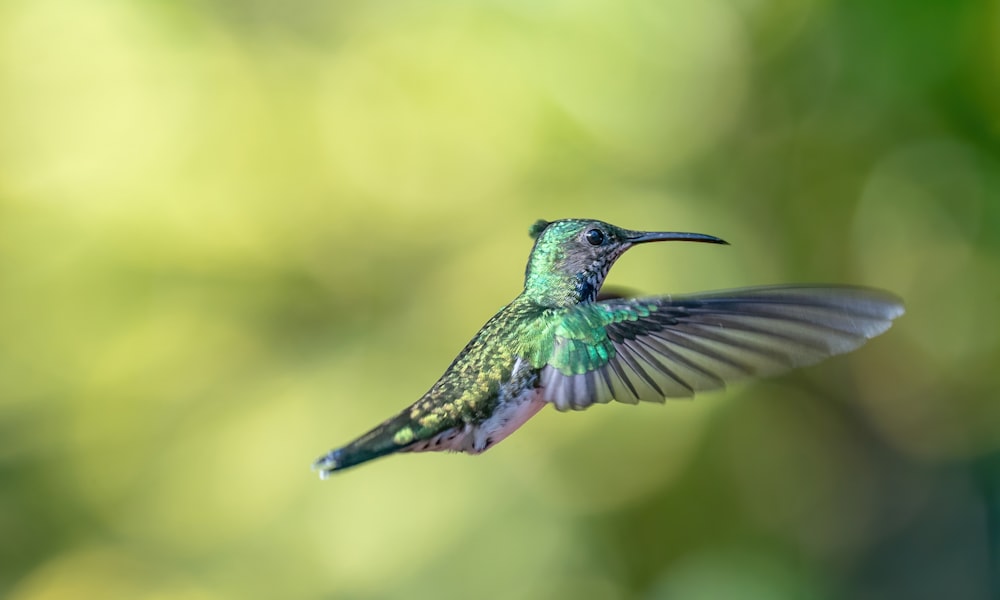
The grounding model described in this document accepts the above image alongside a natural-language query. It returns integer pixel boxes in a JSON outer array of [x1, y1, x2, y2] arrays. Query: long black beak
[[627, 230, 729, 245]]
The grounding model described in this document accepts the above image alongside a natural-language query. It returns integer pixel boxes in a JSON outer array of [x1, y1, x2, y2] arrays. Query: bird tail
[[312, 411, 420, 477]]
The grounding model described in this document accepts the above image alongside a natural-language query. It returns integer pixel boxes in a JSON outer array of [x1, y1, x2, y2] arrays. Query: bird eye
[[585, 228, 605, 246]]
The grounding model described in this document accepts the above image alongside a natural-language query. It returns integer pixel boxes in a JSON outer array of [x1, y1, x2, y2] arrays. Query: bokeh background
[[1, 0, 998, 598]]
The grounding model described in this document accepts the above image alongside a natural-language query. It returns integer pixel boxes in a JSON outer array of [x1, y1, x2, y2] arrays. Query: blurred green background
[[1, 0, 998, 598]]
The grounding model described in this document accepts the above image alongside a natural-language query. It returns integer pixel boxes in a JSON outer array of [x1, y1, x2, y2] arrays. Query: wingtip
[[861, 288, 906, 322]]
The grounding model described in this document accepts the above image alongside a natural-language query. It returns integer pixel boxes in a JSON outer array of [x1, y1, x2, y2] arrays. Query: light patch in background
[[851, 139, 990, 363], [529, 0, 749, 172], [303, 459, 508, 595], [365, 504, 583, 600], [509, 397, 718, 515], [646, 546, 824, 599], [316, 13, 539, 214], [118, 388, 308, 544], [401, 225, 530, 351], [850, 140, 1000, 461], [98, 360, 367, 557], [8, 546, 217, 600], [0, 0, 197, 208]]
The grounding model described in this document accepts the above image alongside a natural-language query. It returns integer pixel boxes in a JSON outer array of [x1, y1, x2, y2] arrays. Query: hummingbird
[[313, 218, 903, 477]]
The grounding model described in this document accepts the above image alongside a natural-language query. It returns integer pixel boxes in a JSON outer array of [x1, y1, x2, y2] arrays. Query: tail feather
[[312, 412, 418, 477]]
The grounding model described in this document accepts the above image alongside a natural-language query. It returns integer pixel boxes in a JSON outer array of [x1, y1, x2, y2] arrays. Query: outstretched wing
[[532, 285, 904, 411]]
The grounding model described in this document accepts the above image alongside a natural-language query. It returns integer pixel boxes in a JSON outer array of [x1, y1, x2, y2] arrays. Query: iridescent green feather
[[526, 302, 666, 376]]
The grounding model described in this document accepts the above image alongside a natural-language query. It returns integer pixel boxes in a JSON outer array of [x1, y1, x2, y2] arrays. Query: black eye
[[585, 228, 605, 246]]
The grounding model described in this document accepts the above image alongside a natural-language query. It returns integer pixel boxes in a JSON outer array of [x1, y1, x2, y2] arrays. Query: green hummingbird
[[313, 218, 903, 477]]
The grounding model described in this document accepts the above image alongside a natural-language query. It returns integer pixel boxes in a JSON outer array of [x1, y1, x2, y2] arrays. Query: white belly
[[469, 387, 546, 453]]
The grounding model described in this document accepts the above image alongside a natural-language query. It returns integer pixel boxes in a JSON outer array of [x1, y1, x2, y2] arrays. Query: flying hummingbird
[[313, 218, 903, 477]]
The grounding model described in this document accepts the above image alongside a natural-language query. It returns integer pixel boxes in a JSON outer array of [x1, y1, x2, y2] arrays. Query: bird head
[[523, 218, 727, 307]]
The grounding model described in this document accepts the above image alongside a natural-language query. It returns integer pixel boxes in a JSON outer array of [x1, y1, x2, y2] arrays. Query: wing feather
[[535, 285, 903, 411]]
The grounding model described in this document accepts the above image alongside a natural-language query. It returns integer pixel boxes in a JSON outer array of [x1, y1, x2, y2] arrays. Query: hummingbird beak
[[626, 230, 729, 245]]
